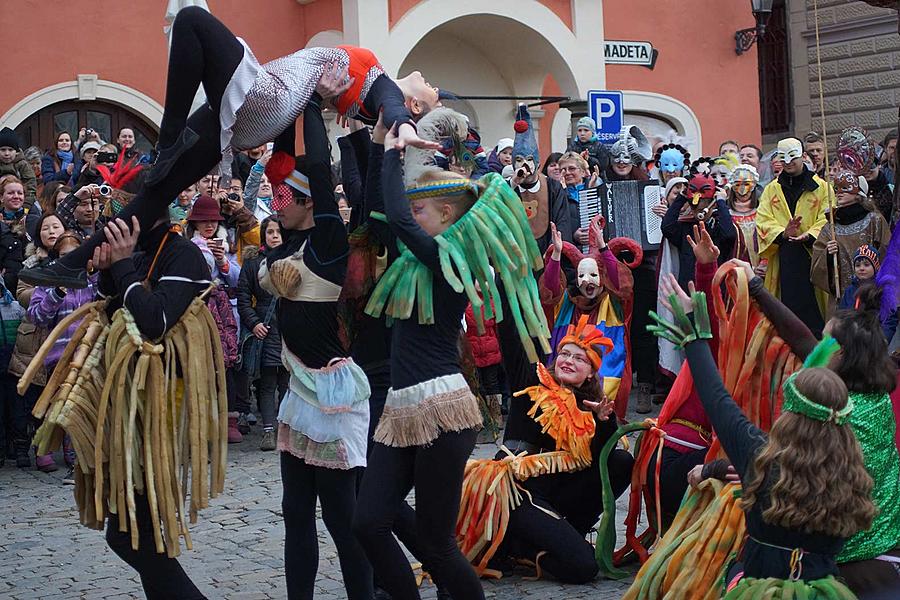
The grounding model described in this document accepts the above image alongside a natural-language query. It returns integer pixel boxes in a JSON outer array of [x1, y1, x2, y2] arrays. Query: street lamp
[[735, 0, 774, 55]]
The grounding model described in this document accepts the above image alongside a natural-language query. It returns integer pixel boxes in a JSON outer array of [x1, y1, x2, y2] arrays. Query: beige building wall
[[789, 0, 899, 148]]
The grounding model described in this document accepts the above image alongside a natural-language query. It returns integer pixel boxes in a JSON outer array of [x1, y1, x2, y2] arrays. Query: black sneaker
[[145, 127, 200, 187], [63, 466, 75, 485], [18, 261, 89, 289]]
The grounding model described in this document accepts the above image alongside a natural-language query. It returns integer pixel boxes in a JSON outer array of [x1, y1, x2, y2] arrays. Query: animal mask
[[687, 173, 716, 206]]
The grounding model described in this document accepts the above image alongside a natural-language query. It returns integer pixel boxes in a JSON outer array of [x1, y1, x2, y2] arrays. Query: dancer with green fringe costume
[[638, 275, 872, 600], [353, 109, 551, 600]]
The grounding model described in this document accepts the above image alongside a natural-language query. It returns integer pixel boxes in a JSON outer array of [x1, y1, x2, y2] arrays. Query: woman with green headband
[[729, 259, 900, 597], [648, 273, 876, 599]]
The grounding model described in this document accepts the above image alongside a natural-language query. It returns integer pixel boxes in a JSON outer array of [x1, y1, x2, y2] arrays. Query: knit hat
[[265, 121, 311, 211], [0, 127, 21, 151], [512, 104, 539, 165], [664, 176, 688, 199], [495, 138, 514, 153], [187, 194, 225, 222], [854, 244, 880, 271], [80, 141, 102, 157], [576, 117, 596, 132]]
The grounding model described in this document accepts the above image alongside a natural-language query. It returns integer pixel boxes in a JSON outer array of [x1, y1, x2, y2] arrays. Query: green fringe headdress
[[364, 171, 551, 362]]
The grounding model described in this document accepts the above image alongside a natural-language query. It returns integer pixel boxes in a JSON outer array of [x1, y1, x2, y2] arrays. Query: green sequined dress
[[838, 391, 900, 562]]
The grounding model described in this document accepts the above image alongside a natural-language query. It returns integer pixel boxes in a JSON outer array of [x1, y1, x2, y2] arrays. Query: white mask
[[577, 258, 601, 299]]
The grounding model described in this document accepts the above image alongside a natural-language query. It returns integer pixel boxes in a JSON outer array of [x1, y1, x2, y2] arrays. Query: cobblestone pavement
[[0, 406, 656, 600]]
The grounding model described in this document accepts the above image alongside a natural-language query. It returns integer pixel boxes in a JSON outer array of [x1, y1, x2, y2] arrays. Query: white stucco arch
[[1, 79, 163, 129], [621, 91, 703, 158], [366, 0, 603, 99], [305, 29, 344, 49]]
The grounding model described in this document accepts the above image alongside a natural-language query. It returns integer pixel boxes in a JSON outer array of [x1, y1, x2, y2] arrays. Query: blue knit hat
[[512, 104, 539, 165], [576, 116, 596, 132]]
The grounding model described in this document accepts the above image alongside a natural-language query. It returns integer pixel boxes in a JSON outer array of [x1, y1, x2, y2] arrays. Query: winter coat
[[191, 229, 241, 288], [662, 196, 737, 289], [27, 274, 98, 370], [487, 149, 505, 174], [207, 285, 238, 368], [568, 138, 611, 174], [41, 151, 81, 185], [464, 301, 501, 368], [0, 152, 38, 209], [0, 220, 26, 292], [236, 247, 282, 368], [9, 250, 49, 385]]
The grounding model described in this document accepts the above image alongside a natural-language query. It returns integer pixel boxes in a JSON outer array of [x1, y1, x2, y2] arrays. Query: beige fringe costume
[[18, 295, 227, 558]]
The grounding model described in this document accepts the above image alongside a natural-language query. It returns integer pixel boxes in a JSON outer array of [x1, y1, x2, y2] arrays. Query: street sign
[[587, 90, 623, 143], [604, 40, 658, 69]]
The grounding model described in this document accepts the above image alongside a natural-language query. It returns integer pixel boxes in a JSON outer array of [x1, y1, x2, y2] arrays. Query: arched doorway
[[397, 13, 582, 156], [14, 99, 157, 155]]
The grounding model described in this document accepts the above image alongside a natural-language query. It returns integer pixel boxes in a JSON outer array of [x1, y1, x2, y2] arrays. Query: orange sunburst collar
[[558, 314, 614, 371]]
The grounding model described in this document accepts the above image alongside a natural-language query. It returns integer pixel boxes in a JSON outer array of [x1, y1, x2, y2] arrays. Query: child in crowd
[[27, 232, 98, 483], [464, 295, 504, 440], [0, 128, 38, 211], [567, 116, 610, 174]]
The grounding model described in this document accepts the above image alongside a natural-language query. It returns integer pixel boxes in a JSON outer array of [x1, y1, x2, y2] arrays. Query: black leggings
[[258, 366, 288, 428], [354, 429, 485, 600], [504, 498, 599, 584], [58, 7, 244, 271], [281, 452, 373, 600], [631, 261, 659, 385], [646, 446, 707, 529], [225, 367, 251, 414], [106, 493, 205, 600]]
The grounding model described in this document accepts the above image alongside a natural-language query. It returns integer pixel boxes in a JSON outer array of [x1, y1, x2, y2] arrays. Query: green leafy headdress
[[364, 171, 551, 362]]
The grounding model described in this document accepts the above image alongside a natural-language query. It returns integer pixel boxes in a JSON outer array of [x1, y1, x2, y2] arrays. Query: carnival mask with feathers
[[96, 147, 144, 216], [403, 108, 470, 188]]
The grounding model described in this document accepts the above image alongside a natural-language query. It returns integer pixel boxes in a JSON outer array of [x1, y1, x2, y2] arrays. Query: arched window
[[14, 100, 157, 155]]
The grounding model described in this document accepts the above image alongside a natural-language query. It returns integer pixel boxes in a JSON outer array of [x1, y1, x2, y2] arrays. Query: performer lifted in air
[[20, 6, 440, 289]]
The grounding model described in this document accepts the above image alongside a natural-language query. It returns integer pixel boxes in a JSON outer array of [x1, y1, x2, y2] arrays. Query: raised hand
[[728, 258, 756, 281], [582, 394, 614, 421], [686, 222, 720, 265], [103, 217, 141, 264], [386, 123, 441, 151], [550, 222, 563, 260], [658, 273, 694, 316]]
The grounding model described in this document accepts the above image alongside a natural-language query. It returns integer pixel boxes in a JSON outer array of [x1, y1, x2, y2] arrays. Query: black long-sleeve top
[[383, 149, 468, 389], [661, 195, 736, 289], [345, 132, 394, 372], [748, 275, 817, 360], [272, 95, 349, 369], [338, 128, 370, 234], [683, 337, 844, 580], [98, 223, 211, 341], [361, 75, 414, 132]]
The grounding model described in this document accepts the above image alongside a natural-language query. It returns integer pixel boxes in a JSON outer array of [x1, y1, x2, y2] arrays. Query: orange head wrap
[[557, 314, 614, 372]]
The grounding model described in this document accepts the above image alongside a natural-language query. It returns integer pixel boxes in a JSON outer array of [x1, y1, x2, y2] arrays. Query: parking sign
[[587, 90, 624, 143]]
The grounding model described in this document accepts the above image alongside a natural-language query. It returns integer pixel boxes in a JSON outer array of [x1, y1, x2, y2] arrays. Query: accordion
[[578, 180, 663, 252]]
